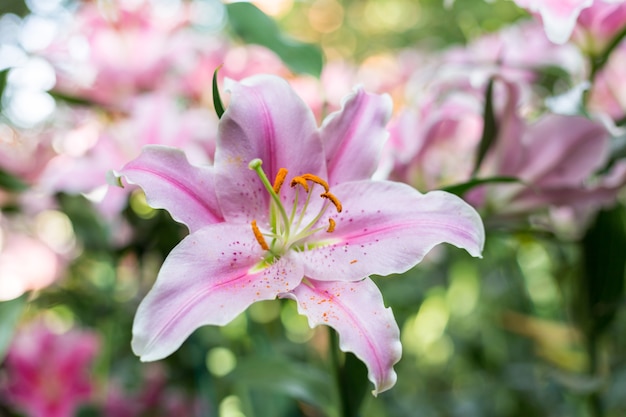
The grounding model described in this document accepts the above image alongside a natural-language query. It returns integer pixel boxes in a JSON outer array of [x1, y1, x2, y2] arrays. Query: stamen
[[290, 176, 309, 192], [321, 192, 343, 213], [273, 168, 288, 194], [301, 174, 329, 192], [251, 220, 269, 251], [327, 218, 336, 233]]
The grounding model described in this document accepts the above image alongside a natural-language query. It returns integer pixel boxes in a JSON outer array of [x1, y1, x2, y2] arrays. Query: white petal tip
[[106, 170, 124, 188]]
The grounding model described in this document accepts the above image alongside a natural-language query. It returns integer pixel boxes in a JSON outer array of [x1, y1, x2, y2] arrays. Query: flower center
[[248, 159, 342, 264]]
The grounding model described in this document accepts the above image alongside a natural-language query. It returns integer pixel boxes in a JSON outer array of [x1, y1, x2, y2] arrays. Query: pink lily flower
[[573, 1, 626, 54], [512, 0, 625, 44], [473, 112, 626, 214], [116, 75, 485, 394], [466, 79, 626, 218], [386, 91, 484, 191], [1, 323, 100, 417]]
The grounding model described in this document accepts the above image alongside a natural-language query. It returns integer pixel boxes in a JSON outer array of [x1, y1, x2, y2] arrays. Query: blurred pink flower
[[572, 1, 626, 54], [387, 91, 484, 191], [0, 123, 56, 187], [588, 43, 626, 119], [0, 323, 100, 417], [174, 36, 291, 107], [468, 80, 626, 217], [442, 20, 584, 84], [40, 93, 216, 218], [46, 0, 189, 106], [115, 75, 484, 394], [512, 0, 625, 44], [0, 229, 60, 301], [388, 76, 626, 222]]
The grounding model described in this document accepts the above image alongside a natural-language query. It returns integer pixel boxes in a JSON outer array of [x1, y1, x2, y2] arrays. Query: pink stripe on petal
[[321, 88, 392, 185], [215, 75, 325, 223], [518, 114, 609, 187], [119, 145, 223, 232], [301, 181, 484, 282], [283, 278, 402, 395], [514, 0, 594, 43], [132, 223, 304, 361]]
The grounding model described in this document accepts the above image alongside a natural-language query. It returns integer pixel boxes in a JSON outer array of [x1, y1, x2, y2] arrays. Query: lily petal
[[118, 145, 223, 232], [132, 223, 304, 361], [301, 181, 484, 282], [282, 278, 401, 395], [215, 75, 325, 224], [320, 88, 392, 186], [513, 0, 593, 43], [519, 114, 609, 187]]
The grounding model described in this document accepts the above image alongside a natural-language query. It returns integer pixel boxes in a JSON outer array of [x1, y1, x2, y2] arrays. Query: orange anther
[[290, 176, 309, 192], [321, 192, 342, 213], [327, 218, 336, 233], [301, 174, 329, 192], [251, 220, 269, 251], [273, 168, 288, 194]]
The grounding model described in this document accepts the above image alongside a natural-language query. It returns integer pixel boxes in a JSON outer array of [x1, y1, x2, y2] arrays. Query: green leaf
[[578, 205, 626, 337], [441, 176, 521, 197], [227, 356, 337, 417], [0, 168, 28, 192], [0, 0, 28, 17], [49, 91, 96, 107], [0, 69, 8, 103], [0, 295, 27, 362], [212, 66, 225, 119], [472, 77, 498, 175], [226, 3, 323, 77]]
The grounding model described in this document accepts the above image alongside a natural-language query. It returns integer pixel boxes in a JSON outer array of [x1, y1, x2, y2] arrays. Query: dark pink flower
[[1, 323, 100, 417]]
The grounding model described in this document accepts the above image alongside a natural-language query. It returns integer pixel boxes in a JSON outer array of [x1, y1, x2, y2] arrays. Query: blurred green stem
[[589, 25, 626, 82], [586, 333, 603, 417], [329, 329, 368, 417], [329, 329, 349, 417]]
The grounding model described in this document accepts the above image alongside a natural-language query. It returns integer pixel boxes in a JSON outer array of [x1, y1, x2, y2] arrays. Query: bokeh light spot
[[308, 0, 344, 34], [206, 347, 237, 377]]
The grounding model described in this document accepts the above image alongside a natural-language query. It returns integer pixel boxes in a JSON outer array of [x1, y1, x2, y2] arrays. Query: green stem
[[589, 25, 626, 81], [329, 329, 349, 417], [586, 332, 604, 417]]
